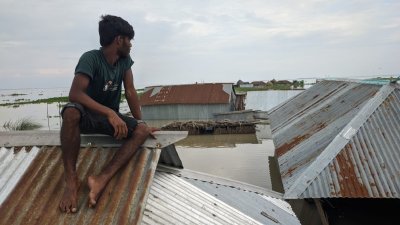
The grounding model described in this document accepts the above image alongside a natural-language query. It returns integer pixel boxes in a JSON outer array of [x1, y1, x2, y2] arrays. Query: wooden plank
[[0, 131, 188, 149]]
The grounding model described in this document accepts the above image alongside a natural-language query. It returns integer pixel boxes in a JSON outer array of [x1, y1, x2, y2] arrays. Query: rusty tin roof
[[0, 131, 301, 225], [0, 131, 187, 225], [140, 83, 233, 106], [269, 80, 400, 199], [0, 145, 159, 225]]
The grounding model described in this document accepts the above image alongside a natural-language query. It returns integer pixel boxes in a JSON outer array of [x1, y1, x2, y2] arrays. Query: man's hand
[[107, 111, 128, 140], [147, 126, 160, 139]]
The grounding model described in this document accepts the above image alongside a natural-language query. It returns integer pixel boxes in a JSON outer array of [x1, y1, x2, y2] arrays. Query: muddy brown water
[[0, 96, 276, 189], [174, 133, 275, 189]]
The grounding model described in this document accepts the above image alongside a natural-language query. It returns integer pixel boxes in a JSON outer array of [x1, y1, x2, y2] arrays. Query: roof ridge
[[284, 84, 395, 199]]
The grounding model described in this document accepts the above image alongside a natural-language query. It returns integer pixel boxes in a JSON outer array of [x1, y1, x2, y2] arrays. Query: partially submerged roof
[[0, 131, 300, 225], [0, 131, 187, 225], [140, 83, 233, 106], [143, 166, 300, 225], [269, 80, 400, 199]]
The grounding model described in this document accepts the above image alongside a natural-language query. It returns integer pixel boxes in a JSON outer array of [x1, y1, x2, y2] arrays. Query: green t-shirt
[[74, 49, 134, 111]]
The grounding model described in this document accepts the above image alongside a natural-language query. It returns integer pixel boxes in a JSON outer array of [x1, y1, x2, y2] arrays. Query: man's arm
[[123, 69, 142, 120], [69, 73, 128, 139], [123, 69, 159, 138]]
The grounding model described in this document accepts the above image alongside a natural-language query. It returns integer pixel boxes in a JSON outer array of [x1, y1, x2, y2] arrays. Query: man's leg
[[59, 107, 81, 213], [87, 123, 149, 207]]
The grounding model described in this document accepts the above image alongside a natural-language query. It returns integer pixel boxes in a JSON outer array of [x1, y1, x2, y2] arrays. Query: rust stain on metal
[[381, 93, 395, 110], [0, 144, 160, 225], [276, 123, 326, 158], [140, 83, 231, 106], [275, 134, 309, 157], [335, 145, 369, 197], [117, 148, 149, 225], [130, 149, 160, 225]]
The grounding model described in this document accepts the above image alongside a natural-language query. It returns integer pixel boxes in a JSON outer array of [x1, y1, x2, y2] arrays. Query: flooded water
[[175, 134, 275, 188], [0, 88, 276, 189]]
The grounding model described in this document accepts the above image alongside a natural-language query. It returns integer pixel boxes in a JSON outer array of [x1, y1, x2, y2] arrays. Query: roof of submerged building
[[140, 83, 233, 106], [0, 131, 300, 225], [269, 80, 400, 199]]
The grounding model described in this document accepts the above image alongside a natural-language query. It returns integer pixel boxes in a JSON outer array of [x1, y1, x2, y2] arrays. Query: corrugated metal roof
[[245, 90, 304, 111], [0, 131, 301, 224], [0, 145, 160, 225], [143, 168, 300, 225], [269, 80, 400, 199], [0, 131, 187, 225], [140, 83, 232, 106]]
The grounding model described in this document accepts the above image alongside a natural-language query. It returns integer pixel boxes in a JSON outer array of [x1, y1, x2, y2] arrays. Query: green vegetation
[[10, 93, 27, 96], [235, 87, 270, 92], [1, 89, 144, 107], [0, 96, 69, 107], [3, 118, 42, 131], [235, 79, 305, 93]]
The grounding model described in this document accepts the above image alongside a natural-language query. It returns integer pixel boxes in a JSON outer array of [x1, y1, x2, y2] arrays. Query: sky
[[0, 0, 399, 89]]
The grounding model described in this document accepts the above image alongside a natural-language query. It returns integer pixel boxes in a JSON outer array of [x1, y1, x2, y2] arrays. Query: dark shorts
[[61, 103, 138, 138]]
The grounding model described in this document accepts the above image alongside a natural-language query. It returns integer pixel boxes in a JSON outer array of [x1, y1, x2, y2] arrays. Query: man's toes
[[71, 205, 77, 213], [59, 203, 66, 212], [88, 198, 96, 208]]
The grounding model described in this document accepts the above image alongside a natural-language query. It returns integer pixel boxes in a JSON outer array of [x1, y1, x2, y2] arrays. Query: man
[[59, 15, 157, 213]]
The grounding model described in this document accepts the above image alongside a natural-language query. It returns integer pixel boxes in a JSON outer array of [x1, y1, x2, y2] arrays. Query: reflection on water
[[176, 133, 275, 189]]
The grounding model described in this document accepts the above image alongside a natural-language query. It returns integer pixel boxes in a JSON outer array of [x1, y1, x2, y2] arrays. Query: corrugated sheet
[[0, 131, 301, 225], [0, 145, 160, 225], [143, 171, 301, 225], [0, 147, 40, 205], [303, 89, 400, 198], [142, 104, 230, 120], [245, 90, 303, 111], [269, 80, 400, 199], [140, 83, 232, 106]]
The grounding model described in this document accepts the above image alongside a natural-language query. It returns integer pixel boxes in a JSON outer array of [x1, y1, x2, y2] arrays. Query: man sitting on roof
[[59, 15, 158, 213]]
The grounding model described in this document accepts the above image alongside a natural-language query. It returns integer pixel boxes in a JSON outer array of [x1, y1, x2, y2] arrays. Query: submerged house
[[268, 80, 400, 225], [140, 83, 239, 120], [0, 131, 300, 225]]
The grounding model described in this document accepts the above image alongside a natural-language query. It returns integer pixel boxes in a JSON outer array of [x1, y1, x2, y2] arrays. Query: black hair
[[99, 15, 134, 47]]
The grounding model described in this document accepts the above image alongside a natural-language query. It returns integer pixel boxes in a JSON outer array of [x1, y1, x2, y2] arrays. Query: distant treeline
[[0, 90, 144, 107], [235, 79, 305, 92]]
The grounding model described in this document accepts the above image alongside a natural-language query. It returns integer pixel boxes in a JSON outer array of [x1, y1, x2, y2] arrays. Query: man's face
[[117, 36, 132, 58]]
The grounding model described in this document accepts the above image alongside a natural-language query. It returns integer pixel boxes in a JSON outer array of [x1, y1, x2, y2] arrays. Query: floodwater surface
[[0, 88, 276, 189], [175, 133, 275, 189]]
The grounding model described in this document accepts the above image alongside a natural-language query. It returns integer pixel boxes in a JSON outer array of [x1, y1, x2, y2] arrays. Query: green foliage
[[271, 83, 292, 90], [10, 93, 27, 96], [234, 87, 270, 92], [0, 96, 69, 107], [120, 89, 143, 102], [3, 118, 42, 131]]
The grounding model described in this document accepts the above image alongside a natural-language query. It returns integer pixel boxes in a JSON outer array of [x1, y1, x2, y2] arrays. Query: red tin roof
[[140, 83, 232, 106]]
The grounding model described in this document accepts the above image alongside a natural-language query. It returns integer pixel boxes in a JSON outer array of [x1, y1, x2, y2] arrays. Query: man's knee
[[62, 107, 81, 124], [132, 124, 149, 139]]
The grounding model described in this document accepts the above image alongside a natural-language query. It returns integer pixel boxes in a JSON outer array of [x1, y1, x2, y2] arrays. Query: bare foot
[[87, 175, 108, 208], [59, 176, 79, 213]]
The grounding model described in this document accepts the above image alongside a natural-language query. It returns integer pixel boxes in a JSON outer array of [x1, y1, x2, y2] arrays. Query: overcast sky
[[0, 0, 399, 89]]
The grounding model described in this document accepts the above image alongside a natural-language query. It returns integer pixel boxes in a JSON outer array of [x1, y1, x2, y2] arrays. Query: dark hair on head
[[99, 15, 134, 47]]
